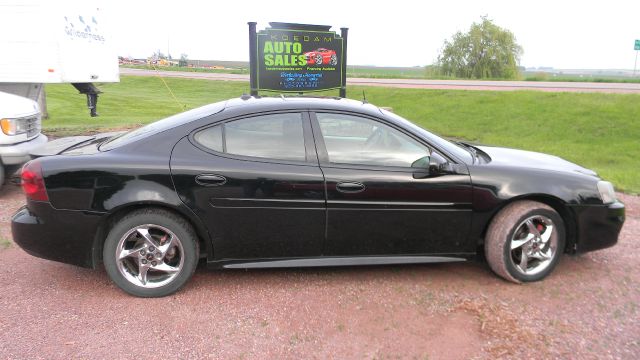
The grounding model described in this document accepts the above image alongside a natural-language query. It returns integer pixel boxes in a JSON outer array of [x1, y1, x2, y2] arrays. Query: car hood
[[0, 91, 39, 118], [476, 145, 597, 177]]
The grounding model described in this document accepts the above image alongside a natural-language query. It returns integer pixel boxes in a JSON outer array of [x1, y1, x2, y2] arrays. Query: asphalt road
[[119, 68, 640, 93]]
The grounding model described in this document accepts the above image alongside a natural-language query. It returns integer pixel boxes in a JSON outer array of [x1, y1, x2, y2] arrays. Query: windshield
[[380, 109, 474, 164], [100, 101, 226, 151]]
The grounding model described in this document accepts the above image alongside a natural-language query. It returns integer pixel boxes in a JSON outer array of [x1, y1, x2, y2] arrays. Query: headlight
[[597, 181, 617, 204], [0, 118, 28, 136]]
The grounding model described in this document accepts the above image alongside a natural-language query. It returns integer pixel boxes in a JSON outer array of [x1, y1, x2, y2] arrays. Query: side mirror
[[412, 152, 452, 179], [429, 152, 453, 175], [410, 156, 430, 169]]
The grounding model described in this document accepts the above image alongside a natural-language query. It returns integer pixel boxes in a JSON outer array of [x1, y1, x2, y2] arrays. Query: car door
[[310, 111, 473, 256], [171, 111, 326, 260]]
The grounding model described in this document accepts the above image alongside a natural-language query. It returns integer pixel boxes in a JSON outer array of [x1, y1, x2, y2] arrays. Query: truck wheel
[[485, 200, 565, 283], [103, 208, 199, 297]]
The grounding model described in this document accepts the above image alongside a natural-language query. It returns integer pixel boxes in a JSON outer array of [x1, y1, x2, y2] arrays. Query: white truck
[[0, 1, 119, 188], [0, 91, 46, 186]]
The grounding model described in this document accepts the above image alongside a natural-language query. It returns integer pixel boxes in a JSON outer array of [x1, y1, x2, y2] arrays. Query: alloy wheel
[[509, 215, 557, 276], [115, 224, 184, 288]]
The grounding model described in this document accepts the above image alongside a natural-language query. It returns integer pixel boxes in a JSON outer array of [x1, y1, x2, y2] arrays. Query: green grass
[[121, 64, 428, 79], [121, 64, 250, 75], [0, 236, 11, 249], [45, 76, 248, 134], [121, 64, 640, 83], [523, 72, 640, 83], [44, 76, 640, 193]]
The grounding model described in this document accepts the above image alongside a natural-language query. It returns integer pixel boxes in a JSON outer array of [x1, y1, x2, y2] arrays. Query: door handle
[[336, 181, 365, 193], [195, 174, 227, 186]]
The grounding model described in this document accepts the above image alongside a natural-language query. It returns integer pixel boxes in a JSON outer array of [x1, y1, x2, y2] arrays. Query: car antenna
[[362, 90, 368, 104]]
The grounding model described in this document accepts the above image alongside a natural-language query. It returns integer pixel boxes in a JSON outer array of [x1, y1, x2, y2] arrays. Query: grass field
[[121, 64, 640, 82], [45, 76, 640, 193], [121, 64, 427, 79]]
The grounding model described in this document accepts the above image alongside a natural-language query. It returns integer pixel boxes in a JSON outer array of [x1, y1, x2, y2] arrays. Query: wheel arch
[[90, 201, 213, 269], [479, 194, 577, 254]]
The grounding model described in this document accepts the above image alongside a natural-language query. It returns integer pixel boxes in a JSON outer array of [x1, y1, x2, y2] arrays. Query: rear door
[[171, 111, 326, 260], [310, 111, 473, 256]]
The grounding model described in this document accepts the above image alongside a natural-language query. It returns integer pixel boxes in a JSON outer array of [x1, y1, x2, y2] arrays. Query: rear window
[[100, 101, 226, 151], [194, 113, 306, 162]]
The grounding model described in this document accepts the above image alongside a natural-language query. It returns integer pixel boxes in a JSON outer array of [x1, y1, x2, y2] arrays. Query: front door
[[311, 112, 473, 256], [171, 111, 326, 260]]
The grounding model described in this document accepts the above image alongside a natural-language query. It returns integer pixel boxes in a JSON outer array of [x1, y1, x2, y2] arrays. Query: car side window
[[194, 113, 306, 162], [316, 113, 430, 168]]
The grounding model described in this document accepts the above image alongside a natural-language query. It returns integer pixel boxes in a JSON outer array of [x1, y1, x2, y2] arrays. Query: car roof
[[224, 96, 384, 117]]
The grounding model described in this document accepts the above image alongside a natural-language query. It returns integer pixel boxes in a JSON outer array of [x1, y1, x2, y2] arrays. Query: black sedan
[[12, 96, 625, 297]]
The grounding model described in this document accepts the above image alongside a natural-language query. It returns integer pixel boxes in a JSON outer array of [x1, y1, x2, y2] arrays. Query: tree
[[435, 16, 523, 79], [150, 50, 167, 61], [179, 53, 188, 67]]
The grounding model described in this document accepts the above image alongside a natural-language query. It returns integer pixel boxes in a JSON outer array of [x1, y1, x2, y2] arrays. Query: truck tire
[[0, 164, 5, 189]]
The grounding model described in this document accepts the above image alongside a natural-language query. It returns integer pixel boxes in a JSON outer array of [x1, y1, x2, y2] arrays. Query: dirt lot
[[0, 183, 638, 359]]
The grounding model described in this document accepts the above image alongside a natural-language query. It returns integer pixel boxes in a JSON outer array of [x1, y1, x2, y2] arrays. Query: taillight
[[21, 160, 49, 202]]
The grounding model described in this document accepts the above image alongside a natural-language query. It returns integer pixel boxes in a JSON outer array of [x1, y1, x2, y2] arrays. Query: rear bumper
[[0, 134, 48, 165], [571, 201, 625, 253], [11, 201, 104, 268]]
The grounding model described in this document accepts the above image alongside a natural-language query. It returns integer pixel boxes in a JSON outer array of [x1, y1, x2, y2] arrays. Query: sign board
[[249, 22, 348, 96], [635, 39, 640, 51]]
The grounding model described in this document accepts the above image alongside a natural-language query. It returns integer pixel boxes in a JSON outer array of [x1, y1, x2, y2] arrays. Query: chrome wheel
[[315, 54, 323, 65], [509, 215, 557, 276], [115, 224, 184, 288]]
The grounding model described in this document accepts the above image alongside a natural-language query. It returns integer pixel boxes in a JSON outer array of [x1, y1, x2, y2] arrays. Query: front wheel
[[485, 201, 565, 283], [103, 208, 199, 297]]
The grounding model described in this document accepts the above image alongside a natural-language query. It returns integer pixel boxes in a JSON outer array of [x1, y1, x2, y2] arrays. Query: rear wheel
[[103, 208, 199, 297], [485, 201, 565, 283]]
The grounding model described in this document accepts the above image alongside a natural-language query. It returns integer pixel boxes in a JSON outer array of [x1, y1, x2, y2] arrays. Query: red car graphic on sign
[[305, 48, 338, 66]]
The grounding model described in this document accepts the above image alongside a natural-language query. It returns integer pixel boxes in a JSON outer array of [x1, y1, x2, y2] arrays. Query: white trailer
[[0, 0, 119, 115], [0, 0, 119, 187]]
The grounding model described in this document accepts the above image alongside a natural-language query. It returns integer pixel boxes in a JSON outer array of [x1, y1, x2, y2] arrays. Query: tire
[[103, 208, 199, 297], [485, 200, 565, 283], [315, 54, 323, 65], [329, 54, 338, 66]]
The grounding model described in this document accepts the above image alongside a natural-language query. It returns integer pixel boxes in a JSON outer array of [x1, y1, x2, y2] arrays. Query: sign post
[[248, 22, 348, 97], [634, 40, 640, 77]]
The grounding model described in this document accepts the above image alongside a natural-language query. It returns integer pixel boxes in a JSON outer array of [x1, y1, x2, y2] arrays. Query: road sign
[[248, 22, 348, 97], [635, 40, 640, 50]]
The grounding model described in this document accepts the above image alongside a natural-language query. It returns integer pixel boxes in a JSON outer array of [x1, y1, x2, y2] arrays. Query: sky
[[108, 0, 640, 69]]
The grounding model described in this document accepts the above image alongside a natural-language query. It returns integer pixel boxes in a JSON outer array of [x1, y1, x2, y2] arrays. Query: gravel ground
[[0, 183, 638, 359]]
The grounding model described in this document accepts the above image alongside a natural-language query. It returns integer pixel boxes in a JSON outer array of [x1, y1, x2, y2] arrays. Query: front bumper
[[11, 201, 104, 268], [0, 134, 48, 165], [571, 201, 625, 253]]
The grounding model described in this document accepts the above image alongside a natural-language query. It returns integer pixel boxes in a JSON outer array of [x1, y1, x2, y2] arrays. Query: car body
[[0, 91, 48, 187], [11, 96, 625, 297], [305, 48, 338, 66]]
